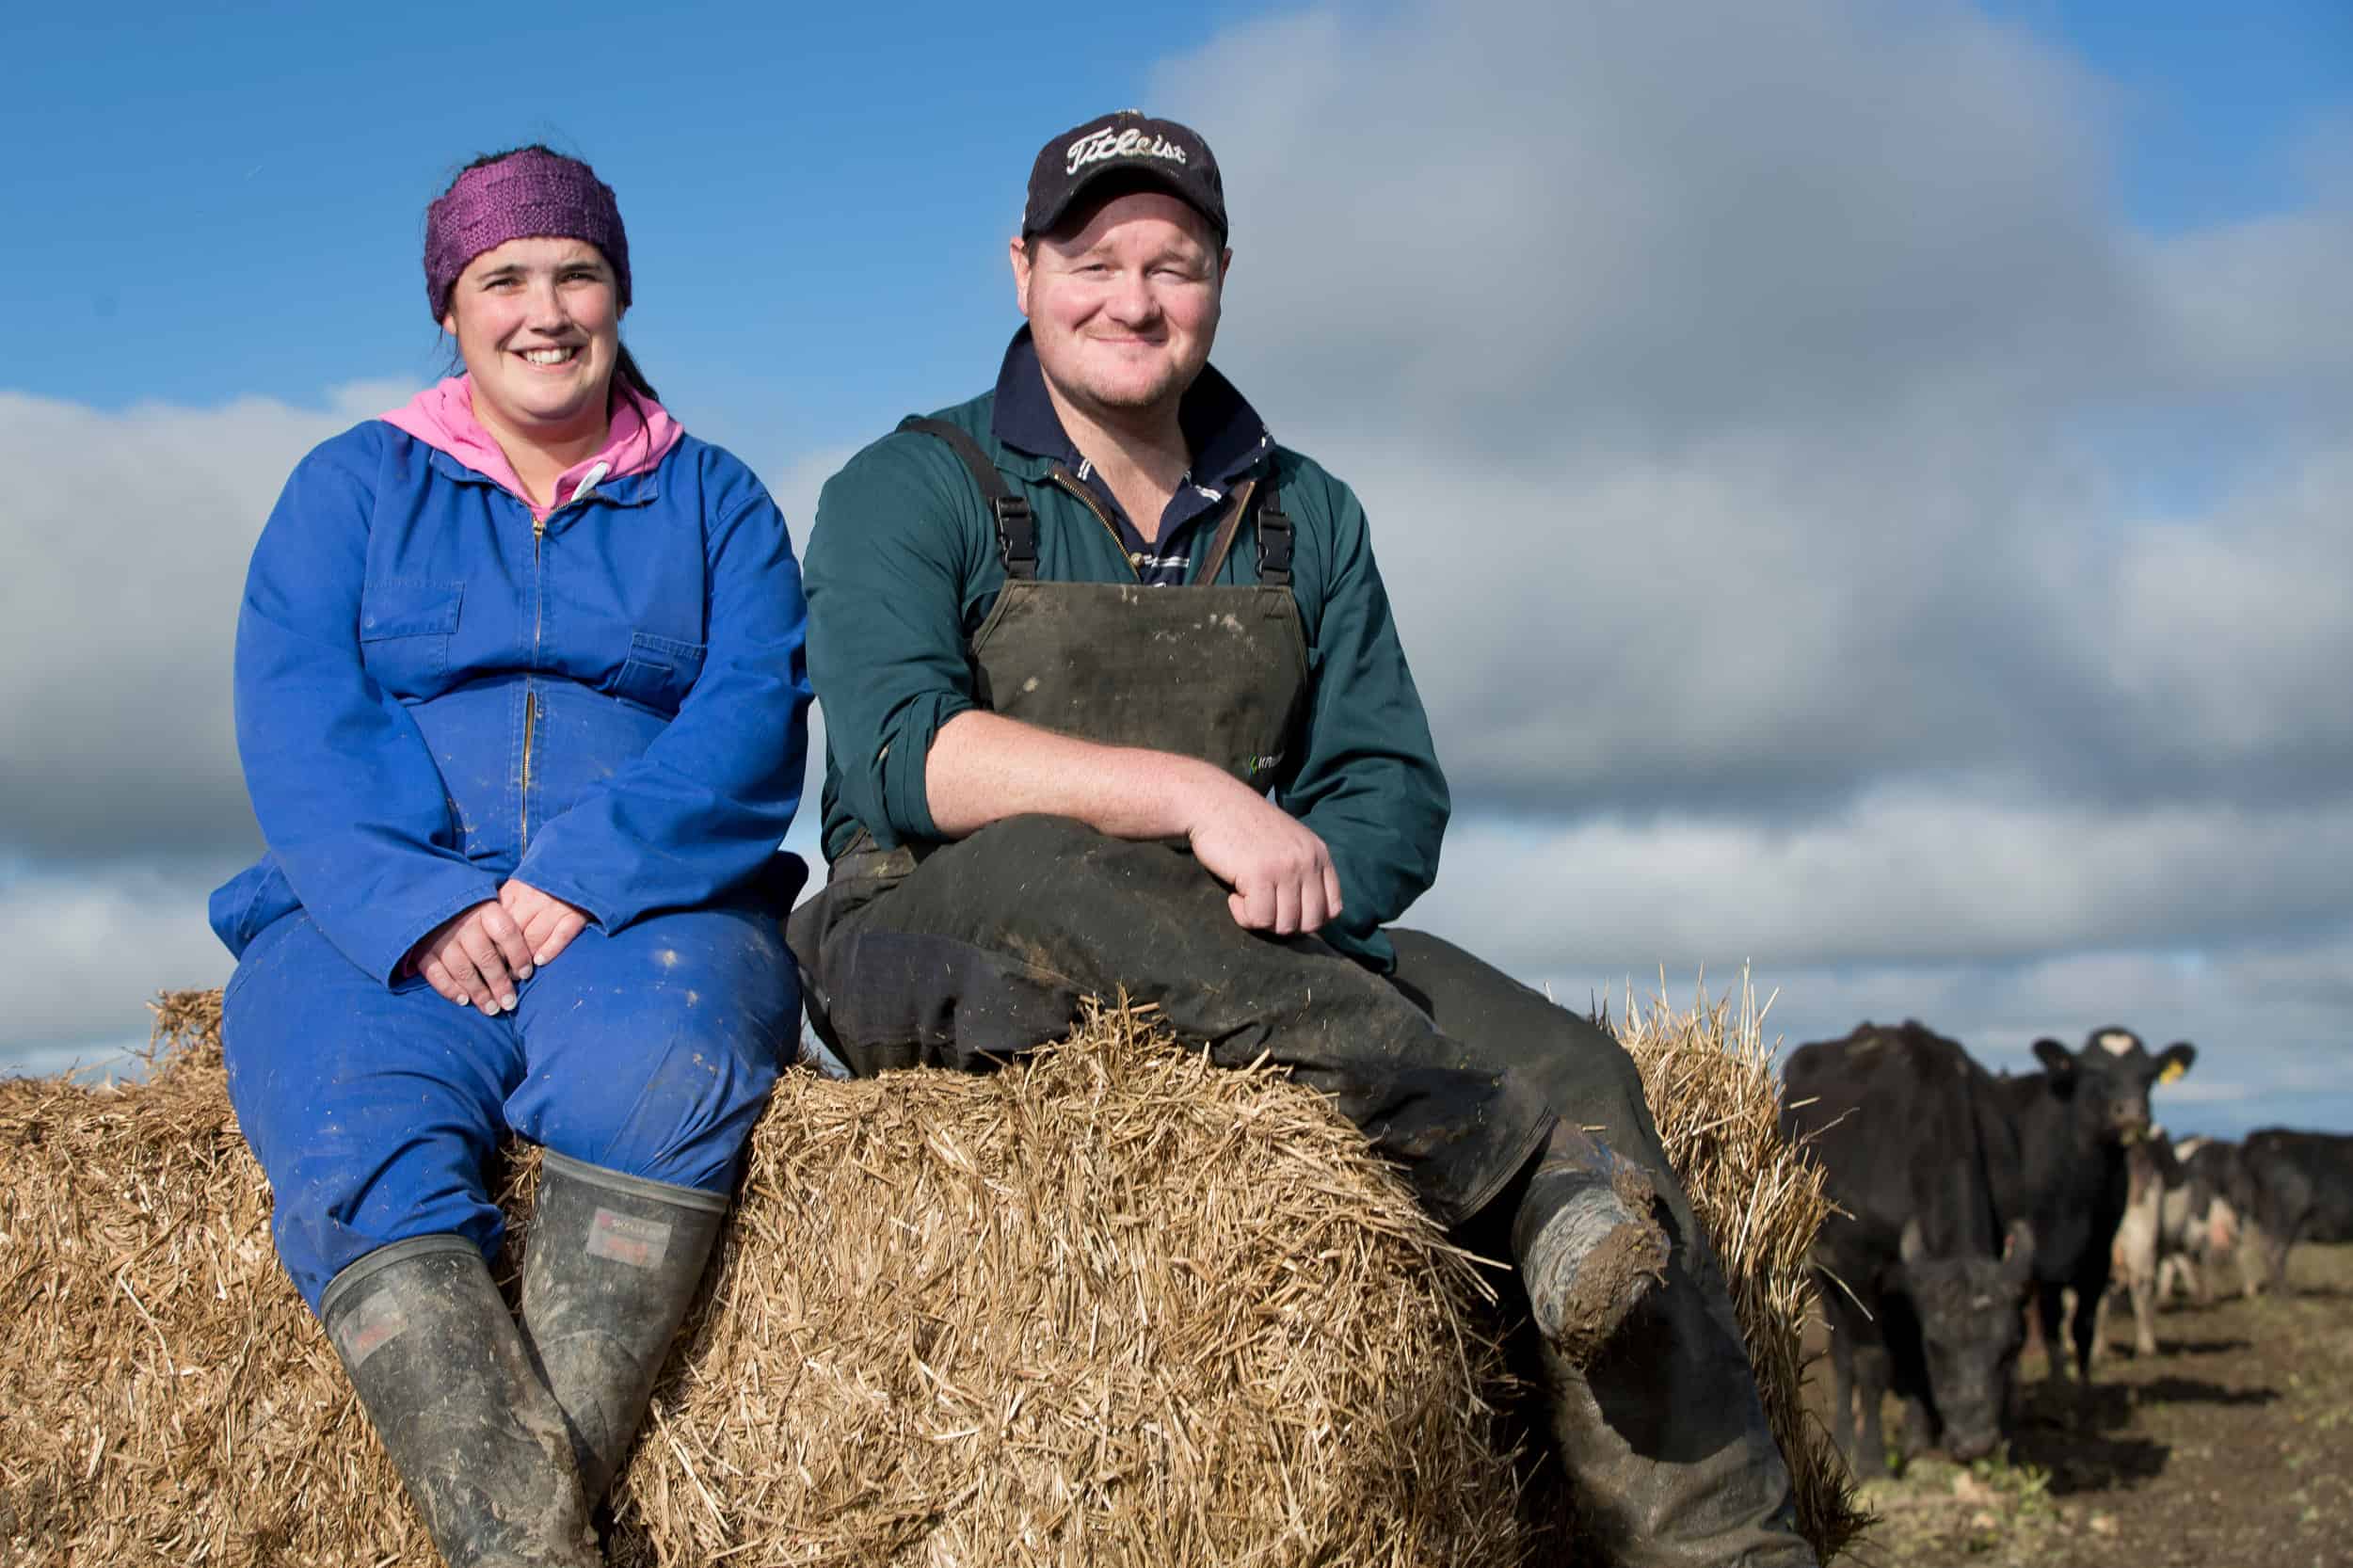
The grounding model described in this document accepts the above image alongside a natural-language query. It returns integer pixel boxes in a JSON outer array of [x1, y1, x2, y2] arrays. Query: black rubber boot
[[1535, 1225, 1817, 1568], [518, 1150, 729, 1501], [319, 1236, 600, 1568], [1512, 1123, 1672, 1365]]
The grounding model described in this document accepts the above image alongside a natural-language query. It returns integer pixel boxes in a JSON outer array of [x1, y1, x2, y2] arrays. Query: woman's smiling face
[[440, 235, 622, 445]]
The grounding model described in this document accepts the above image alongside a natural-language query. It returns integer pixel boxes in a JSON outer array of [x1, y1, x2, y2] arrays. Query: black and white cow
[[1993, 1027, 2196, 1385], [2159, 1136, 2256, 1303], [1783, 1021, 2034, 1475], [2235, 1128, 2353, 1289], [2105, 1131, 2240, 1356]]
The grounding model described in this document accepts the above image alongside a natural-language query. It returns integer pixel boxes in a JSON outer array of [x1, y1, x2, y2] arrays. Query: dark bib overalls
[[783, 420, 1813, 1567]]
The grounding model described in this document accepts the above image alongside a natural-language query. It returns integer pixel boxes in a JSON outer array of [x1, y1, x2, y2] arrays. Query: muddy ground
[[1817, 1242, 2353, 1567]]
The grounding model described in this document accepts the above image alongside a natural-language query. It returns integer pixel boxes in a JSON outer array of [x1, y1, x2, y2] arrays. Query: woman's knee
[[512, 904, 798, 1192], [524, 1035, 777, 1193], [224, 919, 515, 1309], [268, 1141, 506, 1315]]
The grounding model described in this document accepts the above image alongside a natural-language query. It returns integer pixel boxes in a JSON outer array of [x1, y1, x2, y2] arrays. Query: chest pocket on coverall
[[613, 631, 708, 715], [358, 578, 463, 690]]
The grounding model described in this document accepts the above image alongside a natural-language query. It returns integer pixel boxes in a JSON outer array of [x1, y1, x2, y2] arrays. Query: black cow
[[1993, 1027, 2196, 1386], [1783, 1021, 2034, 1475], [2235, 1128, 2353, 1288]]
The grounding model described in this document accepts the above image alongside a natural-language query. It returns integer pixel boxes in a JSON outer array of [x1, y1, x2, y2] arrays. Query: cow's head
[[2030, 1027, 2197, 1144], [1897, 1217, 2035, 1463]]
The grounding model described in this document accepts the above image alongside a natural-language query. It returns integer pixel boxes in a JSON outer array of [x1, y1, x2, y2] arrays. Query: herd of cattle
[[1778, 1020, 2353, 1476]]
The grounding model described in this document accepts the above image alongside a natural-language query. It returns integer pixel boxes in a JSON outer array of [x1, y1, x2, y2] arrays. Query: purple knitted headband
[[424, 148, 632, 320]]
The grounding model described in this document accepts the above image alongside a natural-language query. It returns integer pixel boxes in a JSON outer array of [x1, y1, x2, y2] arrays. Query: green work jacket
[[802, 386, 1449, 970]]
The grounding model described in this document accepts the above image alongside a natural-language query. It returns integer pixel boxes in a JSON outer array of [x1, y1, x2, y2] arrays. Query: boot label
[[586, 1208, 673, 1269], [336, 1294, 409, 1368]]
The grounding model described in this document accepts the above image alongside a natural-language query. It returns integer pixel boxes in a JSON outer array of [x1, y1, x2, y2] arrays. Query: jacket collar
[[412, 441, 669, 514], [382, 376, 681, 519], [987, 327, 1273, 489]]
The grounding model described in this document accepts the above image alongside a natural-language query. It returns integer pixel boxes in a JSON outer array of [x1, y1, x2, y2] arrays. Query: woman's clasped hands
[[407, 880, 590, 1014]]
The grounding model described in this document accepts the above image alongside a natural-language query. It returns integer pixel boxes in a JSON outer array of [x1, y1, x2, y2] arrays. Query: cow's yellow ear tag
[[2159, 1061, 2185, 1084]]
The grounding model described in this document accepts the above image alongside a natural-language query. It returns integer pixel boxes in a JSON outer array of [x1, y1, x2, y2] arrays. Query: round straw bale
[[1608, 978, 1868, 1560], [0, 983, 1865, 1566]]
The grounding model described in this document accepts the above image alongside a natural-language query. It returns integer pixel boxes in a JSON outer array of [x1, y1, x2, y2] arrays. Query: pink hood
[[380, 376, 684, 520]]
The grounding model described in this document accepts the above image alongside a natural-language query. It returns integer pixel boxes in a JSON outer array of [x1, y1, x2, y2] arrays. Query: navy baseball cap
[[1023, 110, 1228, 241]]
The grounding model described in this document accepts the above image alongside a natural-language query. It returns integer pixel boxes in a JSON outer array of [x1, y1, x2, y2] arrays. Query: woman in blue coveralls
[[209, 146, 809, 1568]]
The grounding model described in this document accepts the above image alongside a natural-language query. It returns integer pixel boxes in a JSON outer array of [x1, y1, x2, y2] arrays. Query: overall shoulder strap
[[1254, 485, 1294, 588], [898, 416, 1036, 580], [1194, 478, 1295, 589], [1193, 478, 1256, 584]]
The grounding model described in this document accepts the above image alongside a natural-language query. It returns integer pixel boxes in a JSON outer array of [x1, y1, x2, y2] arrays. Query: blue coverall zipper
[[520, 513, 545, 850]]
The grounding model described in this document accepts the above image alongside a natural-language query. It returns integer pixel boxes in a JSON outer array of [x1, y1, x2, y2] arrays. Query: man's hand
[[1186, 780, 1345, 936], [926, 712, 1347, 936], [408, 900, 535, 1014], [499, 879, 591, 968]]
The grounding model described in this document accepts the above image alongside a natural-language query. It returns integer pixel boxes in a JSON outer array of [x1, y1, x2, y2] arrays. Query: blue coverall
[[211, 420, 809, 1311]]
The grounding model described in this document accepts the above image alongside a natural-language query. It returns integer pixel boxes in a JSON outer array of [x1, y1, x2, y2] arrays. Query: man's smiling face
[[1013, 191, 1228, 427]]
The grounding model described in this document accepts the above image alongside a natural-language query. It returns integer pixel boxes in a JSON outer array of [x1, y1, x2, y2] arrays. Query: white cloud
[[1416, 790, 2353, 974], [1162, 0, 2136, 447], [1481, 923, 2353, 1142], [0, 383, 418, 859], [2146, 203, 2353, 411], [0, 859, 238, 1061], [1134, 0, 2353, 828], [1259, 414, 2353, 844]]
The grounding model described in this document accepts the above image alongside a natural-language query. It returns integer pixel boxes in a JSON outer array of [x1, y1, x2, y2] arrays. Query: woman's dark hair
[[433, 143, 660, 407]]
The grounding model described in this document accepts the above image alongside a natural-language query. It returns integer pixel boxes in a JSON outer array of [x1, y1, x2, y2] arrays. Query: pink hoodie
[[381, 376, 684, 521]]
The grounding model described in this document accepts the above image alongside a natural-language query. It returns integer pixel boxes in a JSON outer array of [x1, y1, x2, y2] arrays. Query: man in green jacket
[[791, 109, 1815, 1568]]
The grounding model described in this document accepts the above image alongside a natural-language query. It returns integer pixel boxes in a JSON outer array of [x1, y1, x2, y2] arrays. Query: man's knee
[[972, 812, 1105, 857], [894, 817, 1229, 946], [956, 814, 1191, 892], [1407, 959, 1656, 1161], [1551, 1011, 1655, 1141]]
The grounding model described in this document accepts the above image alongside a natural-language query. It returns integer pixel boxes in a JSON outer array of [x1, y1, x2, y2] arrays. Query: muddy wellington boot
[[518, 1151, 729, 1501], [1511, 1123, 1673, 1364], [1525, 1172, 1817, 1562], [320, 1236, 600, 1568]]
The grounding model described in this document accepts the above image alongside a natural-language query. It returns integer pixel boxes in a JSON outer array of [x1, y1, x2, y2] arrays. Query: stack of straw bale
[[0, 982, 1864, 1566]]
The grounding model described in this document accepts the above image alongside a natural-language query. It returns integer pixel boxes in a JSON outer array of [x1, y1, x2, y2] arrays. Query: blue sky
[[10, 0, 2332, 424], [1991, 0, 2350, 232], [5, 2, 1246, 440], [4, 0, 2349, 1138]]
